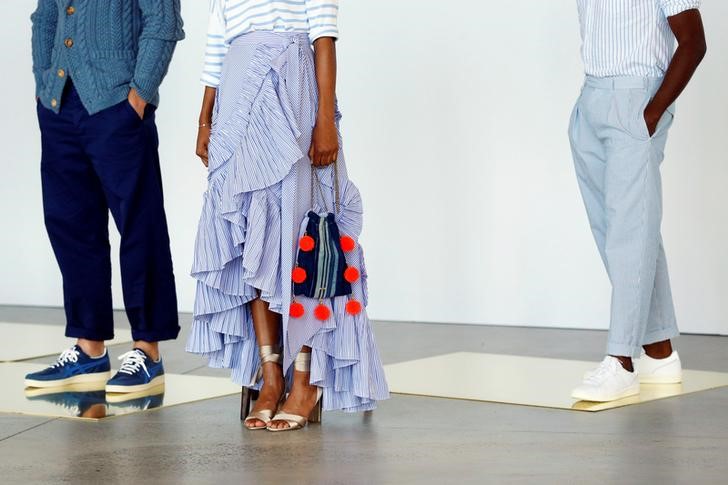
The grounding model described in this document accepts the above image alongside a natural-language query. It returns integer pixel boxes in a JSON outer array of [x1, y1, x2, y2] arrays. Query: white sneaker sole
[[105, 375, 165, 394], [639, 374, 683, 385], [24, 371, 111, 389], [571, 385, 640, 403]]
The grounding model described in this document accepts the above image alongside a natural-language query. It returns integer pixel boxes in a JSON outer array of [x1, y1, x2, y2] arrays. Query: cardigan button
[[64, 38, 74, 48], [51, 98, 58, 108], [66, 6, 75, 15], [57, 69, 65, 78]]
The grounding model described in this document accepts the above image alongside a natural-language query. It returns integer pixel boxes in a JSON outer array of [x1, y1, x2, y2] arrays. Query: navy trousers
[[38, 83, 179, 342]]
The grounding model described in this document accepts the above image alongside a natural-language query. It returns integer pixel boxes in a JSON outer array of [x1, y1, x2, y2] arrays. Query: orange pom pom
[[314, 304, 331, 321], [290, 301, 305, 318], [292, 267, 307, 284], [344, 266, 360, 283], [345, 299, 362, 316], [299, 235, 315, 252], [340, 235, 356, 252]]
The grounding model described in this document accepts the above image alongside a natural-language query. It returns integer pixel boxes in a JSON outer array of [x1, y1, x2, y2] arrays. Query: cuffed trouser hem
[[606, 341, 640, 359], [131, 326, 181, 343], [65, 325, 115, 342], [642, 327, 680, 347], [608, 327, 680, 358]]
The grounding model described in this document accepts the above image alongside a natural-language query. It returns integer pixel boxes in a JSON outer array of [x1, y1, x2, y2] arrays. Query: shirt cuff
[[201, 72, 221, 88], [662, 0, 701, 17], [309, 29, 339, 44]]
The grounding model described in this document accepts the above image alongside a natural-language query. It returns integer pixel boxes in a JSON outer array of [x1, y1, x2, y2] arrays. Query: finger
[[308, 144, 315, 162]]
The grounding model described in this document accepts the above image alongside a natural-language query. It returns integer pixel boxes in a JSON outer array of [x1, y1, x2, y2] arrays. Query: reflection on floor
[[2, 306, 728, 483], [24, 383, 164, 420], [0, 363, 240, 421], [0, 322, 133, 362], [384, 352, 728, 411]]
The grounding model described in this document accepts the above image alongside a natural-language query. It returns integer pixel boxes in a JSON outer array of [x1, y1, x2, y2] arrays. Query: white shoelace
[[117, 350, 150, 377], [585, 357, 621, 384], [51, 347, 80, 368]]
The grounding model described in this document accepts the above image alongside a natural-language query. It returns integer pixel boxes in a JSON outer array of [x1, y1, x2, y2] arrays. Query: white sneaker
[[572, 356, 640, 402], [635, 351, 682, 384]]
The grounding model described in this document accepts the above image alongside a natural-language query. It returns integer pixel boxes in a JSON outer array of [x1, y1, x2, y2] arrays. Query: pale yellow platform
[[0, 363, 241, 421], [0, 322, 133, 362], [384, 352, 728, 412]]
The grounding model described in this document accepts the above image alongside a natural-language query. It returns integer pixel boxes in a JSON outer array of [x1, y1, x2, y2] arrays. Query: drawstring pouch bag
[[290, 163, 362, 321]]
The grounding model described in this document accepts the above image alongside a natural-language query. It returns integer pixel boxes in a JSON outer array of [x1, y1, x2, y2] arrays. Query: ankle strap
[[294, 352, 311, 372], [259, 345, 283, 366]]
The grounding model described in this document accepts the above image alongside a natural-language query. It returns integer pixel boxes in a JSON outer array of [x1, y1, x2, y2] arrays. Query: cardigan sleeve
[[130, 0, 185, 104], [305, 0, 339, 43], [30, 0, 58, 97], [201, 0, 228, 88]]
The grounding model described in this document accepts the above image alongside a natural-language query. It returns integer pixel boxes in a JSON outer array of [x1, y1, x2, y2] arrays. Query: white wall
[[1, 1, 726, 334]]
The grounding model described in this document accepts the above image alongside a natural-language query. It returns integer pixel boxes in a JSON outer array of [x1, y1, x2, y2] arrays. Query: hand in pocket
[[643, 103, 664, 138], [127, 88, 147, 120]]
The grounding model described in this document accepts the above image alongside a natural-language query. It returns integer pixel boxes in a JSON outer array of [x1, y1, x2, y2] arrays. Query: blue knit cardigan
[[31, 0, 185, 114]]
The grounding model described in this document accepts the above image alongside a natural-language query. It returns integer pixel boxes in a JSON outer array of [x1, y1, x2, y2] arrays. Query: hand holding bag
[[290, 163, 362, 321]]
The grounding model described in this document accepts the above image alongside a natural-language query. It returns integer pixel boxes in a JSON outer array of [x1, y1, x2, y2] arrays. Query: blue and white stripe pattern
[[188, 31, 389, 412], [577, 0, 701, 77], [202, 0, 339, 87]]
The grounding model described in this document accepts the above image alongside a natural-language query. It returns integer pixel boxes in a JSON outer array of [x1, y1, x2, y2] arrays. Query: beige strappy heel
[[242, 345, 284, 430], [267, 352, 323, 432]]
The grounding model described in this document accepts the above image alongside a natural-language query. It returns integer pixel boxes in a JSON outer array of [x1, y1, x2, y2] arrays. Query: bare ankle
[[611, 355, 634, 372], [643, 340, 673, 360], [134, 341, 160, 361], [77, 338, 105, 358], [261, 365, 284, 389]]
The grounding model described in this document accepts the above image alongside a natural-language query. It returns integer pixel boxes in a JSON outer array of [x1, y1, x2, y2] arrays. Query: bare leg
[[611, 339, 673, 372], [610, 355, 634, 372], [134, 341, 160, 361], [247, 298, 285, 428], [76, 338, 105, 358], [269, 346, 320, 430], [643, 339, 673, 359]]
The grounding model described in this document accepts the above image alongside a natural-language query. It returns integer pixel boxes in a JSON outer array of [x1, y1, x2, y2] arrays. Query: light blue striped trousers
[[569, 76, 680, 358]]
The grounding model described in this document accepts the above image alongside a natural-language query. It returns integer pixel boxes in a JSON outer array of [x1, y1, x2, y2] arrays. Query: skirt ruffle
[[186, 32, 388, 412]]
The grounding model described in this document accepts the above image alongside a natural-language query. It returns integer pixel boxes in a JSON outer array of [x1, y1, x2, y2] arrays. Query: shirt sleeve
[[660, 0, 701, 17], [305, 0, 339, 43], [201, 0, 228, 88]]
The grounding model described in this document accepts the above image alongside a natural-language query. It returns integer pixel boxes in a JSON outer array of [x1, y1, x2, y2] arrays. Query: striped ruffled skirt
[[186, 31, 389, 412]]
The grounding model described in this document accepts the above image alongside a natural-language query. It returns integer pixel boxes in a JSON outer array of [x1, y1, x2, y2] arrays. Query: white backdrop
[[1, 1, 726, 334]]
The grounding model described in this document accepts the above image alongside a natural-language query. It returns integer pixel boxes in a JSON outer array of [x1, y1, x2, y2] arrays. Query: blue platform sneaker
[[106, 349, 165, 393], [24, 345, 111, 388]]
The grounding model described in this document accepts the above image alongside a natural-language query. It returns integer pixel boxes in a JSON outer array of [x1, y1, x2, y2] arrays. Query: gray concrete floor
[[1, 305, 727, 484]]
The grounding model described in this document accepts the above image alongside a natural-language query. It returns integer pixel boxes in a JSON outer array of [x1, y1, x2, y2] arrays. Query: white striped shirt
[[577, 0, 701, 78], [202, 0, 339, 86]]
